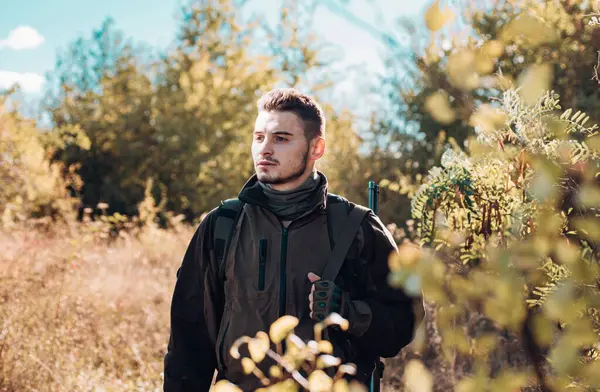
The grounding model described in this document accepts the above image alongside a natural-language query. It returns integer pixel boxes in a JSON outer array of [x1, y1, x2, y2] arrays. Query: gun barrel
[[368, 181, 379, 216], [367, 180, 382, 392]]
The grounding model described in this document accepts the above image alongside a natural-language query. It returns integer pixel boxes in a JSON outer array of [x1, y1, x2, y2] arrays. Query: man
[[164, 88, 422, 391]]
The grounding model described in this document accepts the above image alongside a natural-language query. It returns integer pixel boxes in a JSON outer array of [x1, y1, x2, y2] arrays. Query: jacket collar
[[238, 171, 329, 213]]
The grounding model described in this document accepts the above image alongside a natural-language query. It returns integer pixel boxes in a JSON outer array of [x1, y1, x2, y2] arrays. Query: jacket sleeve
[[164, 209, 223, 392], [347, 212, 424, 359]]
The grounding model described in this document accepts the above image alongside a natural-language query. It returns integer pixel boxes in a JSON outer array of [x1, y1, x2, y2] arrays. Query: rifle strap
[[321, 204, 370, 281]]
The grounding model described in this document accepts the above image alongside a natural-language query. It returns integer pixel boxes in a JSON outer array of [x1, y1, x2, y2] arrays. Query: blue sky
[[0, 0, 429, 105]]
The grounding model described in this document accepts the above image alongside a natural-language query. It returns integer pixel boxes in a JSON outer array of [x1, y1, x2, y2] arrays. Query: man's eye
[[255, 135, 264, 141], [276, 136, 287, 142]]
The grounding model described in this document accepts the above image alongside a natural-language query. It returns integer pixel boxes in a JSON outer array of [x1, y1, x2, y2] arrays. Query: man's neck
[[267, 169, 317, 192]]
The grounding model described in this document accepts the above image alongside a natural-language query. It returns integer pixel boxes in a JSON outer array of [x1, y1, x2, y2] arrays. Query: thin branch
[[593, 51, 600, 85]]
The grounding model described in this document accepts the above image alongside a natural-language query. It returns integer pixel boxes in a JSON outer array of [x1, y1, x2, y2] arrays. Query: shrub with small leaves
[[214, 314, 367, 392], [389, 87, 600, 391]]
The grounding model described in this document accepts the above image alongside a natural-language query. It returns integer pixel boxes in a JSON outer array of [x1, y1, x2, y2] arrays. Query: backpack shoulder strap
[[325, 193, 351, 249], [322, 194, 370, 281], [214, 198, 245, 279]]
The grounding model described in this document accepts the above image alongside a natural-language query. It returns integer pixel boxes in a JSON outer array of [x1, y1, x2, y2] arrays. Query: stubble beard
[[257, 148, 309, 185]]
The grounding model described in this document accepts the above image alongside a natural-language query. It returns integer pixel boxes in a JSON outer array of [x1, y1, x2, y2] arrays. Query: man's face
[[252, 110, 313, 190]]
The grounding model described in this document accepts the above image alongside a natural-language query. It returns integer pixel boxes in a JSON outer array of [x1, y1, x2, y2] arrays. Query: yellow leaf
[[424, 40, 441, 64], [587, 134, 600, 151], [577, 186, 600, 209], [424, 91, 456, 124], [446, 50, 480, 90], [481, 40, 504, 58], [469, 104, 508, 133], [500, 13, 558, 47], [554, 240, 580, 265], [241, 357, 256, 375], [389, 242, 421, 271], [348, 381, 368, 392], [214, 380, 243, 392], [424, 0, 455, 32], [269, 365, 282, 379], [494, 73, 514, 91], [572, 217, 600, 242], [316, 354, 342, 369], [323, 313, 350, 331], [333, 379, 350, 392], [248, 331, 270, 363], [516, 63, 553, 106], [474, 51, 495, 75], [337, 364, 358, 377], [317, 340, 333, 354], [404, 360, 433, 392], [308, 370, 333, 392], [269, 315, 299, 344]]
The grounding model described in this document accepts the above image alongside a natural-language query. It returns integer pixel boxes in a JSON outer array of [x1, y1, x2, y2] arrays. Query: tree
[[43, 0, 369, 222], [0, 90, 81, 226], [379, 1, 600, 390], [44, 18, 158, 218], [379, 0, 600, 158]]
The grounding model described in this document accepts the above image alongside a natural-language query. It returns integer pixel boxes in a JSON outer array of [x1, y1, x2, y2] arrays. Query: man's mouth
[[257, 160, 277, 167]]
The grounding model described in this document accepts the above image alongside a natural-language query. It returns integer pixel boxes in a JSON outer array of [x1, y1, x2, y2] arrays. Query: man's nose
[[259, 138, 274, 155]]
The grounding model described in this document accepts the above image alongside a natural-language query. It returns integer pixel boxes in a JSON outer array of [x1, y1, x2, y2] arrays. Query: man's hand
[[307, 272, 349, 321]]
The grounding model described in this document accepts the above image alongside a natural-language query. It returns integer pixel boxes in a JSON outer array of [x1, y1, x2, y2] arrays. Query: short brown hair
[[257, 88, 325, 141]]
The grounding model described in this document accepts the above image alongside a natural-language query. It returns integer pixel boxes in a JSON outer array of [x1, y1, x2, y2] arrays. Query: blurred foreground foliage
[[381, 0, 600, 391], [372, 0, 600, 225], [213, 314, 369, 392]]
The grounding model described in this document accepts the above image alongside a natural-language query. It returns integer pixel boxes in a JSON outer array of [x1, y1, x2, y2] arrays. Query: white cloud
[[0, 26, 45, 50], [0, 70, 45, 93]]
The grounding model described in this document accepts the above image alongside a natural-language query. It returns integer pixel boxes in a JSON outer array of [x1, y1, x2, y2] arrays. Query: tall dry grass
[[0, 219, 193, 391], [0, 217, 412, 392]]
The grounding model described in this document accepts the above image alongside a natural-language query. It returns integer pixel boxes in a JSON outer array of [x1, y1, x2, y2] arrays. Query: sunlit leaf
[[316, 354, 342, 368], [348, 381, 368, 392], [474, 51, 495, 75], [424, 90, 456, 124], [333, 379, 349, 392], [241, 357, 255, 375], [307, 370, 333, 392], [269, 316, 299, 344], [404, 359, 433, 392], [516, 63, 553, 106], [500, 13, 559, 47], [446, 50, 480, 90], [269, 365, 282, 379], [424, 0, 455, 32], [577, 186, 600, 209], [481, 40, 505, 58], [571, 217, 600, 243], [214, 380, 243, 392], [553, 240, 580, 265], [469, 104, 508, 133], [248, 331, 270, 363], [317, 340, 333, 354]]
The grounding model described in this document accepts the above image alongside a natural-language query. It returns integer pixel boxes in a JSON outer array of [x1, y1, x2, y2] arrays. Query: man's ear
[[310, 137, 325, 161]]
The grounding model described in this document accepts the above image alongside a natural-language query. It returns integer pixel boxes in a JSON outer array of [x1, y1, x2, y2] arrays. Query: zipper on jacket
[[279, 228, 289, 316], [218, 321, 230, 371], [258, 239, 267, 291]]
